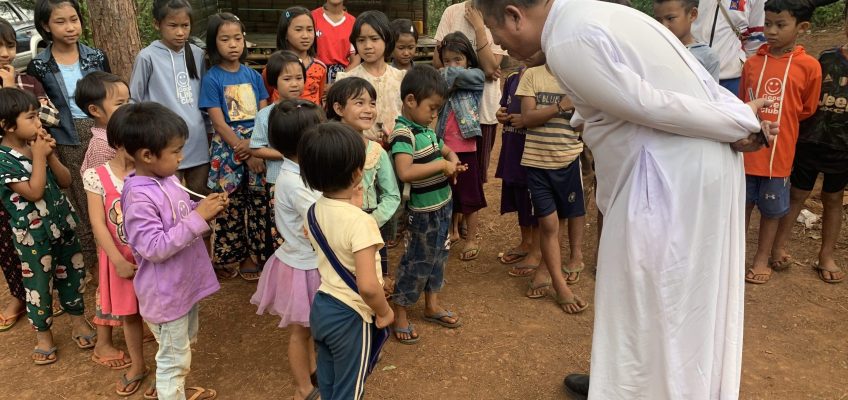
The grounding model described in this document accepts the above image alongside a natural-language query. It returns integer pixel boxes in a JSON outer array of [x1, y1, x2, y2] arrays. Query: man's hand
[[731, 121, 778, 152]]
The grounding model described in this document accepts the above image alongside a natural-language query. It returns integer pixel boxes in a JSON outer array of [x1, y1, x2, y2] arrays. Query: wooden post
[[86, 0, 142, 82]]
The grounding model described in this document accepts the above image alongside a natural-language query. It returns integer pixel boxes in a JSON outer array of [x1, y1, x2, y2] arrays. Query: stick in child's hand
[[175, 181, 207, 199]]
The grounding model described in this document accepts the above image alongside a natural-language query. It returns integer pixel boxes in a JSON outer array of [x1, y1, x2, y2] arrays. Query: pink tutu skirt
[[251, 256, 321, 327]]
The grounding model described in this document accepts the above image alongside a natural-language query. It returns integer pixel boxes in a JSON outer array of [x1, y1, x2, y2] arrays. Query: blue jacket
[[436, 67, 484, 140], [27, 43, 111, 145]]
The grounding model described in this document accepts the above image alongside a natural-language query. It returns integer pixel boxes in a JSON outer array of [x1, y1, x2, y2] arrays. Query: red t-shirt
[[262, 59, 327, 105], [312, 7, 356, 67]]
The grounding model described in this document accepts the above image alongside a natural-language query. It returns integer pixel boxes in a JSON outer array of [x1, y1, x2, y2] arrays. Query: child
[[301, 122, 393, 399], [740, 0, 821, 284], [771, 11, 848, 284], [312, 0, 358, 83], [84, 109, 147, 394], [390, 19, 418, 71], [251, 100, 324, 400], [390, 65, 465, 344], [120, 102, 224, 400], [252, 50, 306, 186], [326, 77, 401, 277], [653, 0, 721, 81], [28, 0, 112, 281], [337, 10, 406, 143], [437, 32, 487, 262], [265, 7, 326, 105], [516, 65, 588, 314], [131, 0, 211, 198], [0, 88, 95, 364], [76, 71, 130, 175], [199, 12, 272, 281]]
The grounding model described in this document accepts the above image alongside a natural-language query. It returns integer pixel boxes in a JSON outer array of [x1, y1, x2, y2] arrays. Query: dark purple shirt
[[495, 67, 529, 184]]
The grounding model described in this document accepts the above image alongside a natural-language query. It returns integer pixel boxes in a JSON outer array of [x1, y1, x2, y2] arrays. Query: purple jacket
[[121, 173, 220, 324]]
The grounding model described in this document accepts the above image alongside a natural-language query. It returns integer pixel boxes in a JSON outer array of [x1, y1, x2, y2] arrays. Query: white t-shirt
[[82, 163, 124, 196]]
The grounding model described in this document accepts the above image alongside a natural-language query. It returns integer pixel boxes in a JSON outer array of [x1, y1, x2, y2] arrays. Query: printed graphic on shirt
[[108, 198, 127, 244], [757, 78, 784, 117], [177, 71, 193, 105], [729, 0, 746, 11], [224, 83, 258, 122]]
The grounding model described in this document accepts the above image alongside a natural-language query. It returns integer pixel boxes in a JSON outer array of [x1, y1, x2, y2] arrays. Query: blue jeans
[[746, 175, 790, 218], [392, 204, 452, 307], [146, 305, 199, 400]]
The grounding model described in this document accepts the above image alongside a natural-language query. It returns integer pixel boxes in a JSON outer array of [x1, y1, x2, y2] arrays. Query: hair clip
[[285, 11, 291, 19]]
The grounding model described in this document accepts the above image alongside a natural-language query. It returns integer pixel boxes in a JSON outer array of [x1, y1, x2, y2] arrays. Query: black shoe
[[563, 374, 590, 400]]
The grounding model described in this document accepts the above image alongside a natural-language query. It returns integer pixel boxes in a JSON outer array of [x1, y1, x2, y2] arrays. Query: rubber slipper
[[769, 255, 793, 271], [423, 310, 462, 328], [33, 346, 58, 365], [73, 331, 97, 349], [393, 323, 420, 345], [813, 262, 845, 284], [92, 350, 132, 370], [508, 264, 538, 277], [116, 366, 150, 396], [460, 247, 480, 261], [186, 387, 218, 400], [499, 248, 528, 264], [745, 268, 772, 284], [556, 294, 589, 314], [214, 265, 238, 280], [0, 309, 25, 332], [238, 267, 261, 282], [143, 383, 157, 399], [52, 301, 65, 317], [526, 280, 552, 299], [562, 263, 585, 285]]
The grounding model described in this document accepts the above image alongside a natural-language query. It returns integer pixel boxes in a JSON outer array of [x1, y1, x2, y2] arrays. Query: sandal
[[143, 383, 157, 399], [32, 346, 58, 365], [508, 264, 538, 278], [423, 310, 462, 328], [459, 247, 480, 261], [393, 323, 420, 345], [214, 265, 238, 280], [186, 386, 218, 400], [562, 263, 585, 285], [770, 255, 793, 272], [556, 293, 589, 314], [0, 309, 25, 332], [73, 331, 97, 349], [238, 267, 261, 282], [499, 248, 528, 264], [526, 280, 552, 299], [116, 367, 150, 396], [91, 350, 132, 370], [745, 268, 772, 284], [52, 299, 65, 317], [813, 262, 845, 284]]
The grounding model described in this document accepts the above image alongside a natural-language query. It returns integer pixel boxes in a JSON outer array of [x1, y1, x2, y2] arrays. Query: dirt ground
[[2, 30, 848, 400]]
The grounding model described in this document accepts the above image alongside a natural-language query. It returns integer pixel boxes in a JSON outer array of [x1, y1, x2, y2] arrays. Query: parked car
[[0, 0, 44, 70]]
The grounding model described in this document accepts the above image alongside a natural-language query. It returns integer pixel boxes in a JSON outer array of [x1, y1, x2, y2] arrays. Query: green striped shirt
[[390, 116, 451, 212]]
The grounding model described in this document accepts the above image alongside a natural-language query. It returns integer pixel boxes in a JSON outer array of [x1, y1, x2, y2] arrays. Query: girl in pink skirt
[[250, 99, 325, 400]]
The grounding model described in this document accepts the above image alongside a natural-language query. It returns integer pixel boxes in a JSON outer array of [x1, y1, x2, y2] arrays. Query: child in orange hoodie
[[740, 0, 822, 284]]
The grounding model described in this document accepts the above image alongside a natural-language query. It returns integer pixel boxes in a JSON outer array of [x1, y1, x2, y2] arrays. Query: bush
[[629, 0, 843, 28]]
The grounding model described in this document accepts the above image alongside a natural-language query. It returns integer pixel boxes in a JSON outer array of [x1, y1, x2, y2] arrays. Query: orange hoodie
[[740, 44, 821, 178]]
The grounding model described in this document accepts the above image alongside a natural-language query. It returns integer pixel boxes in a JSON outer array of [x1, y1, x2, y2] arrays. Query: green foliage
[[429, 0, 454, 35], [629, 0, 844, 28], [136, 0, 157, 46]]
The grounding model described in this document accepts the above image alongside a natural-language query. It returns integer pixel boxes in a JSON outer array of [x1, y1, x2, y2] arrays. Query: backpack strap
[[307, 204, 359, 293]]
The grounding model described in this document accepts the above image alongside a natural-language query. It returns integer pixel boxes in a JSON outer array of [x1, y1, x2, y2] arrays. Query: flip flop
[[499, 248, 528, 264], [116, 367, 150, 396], [393, 323, 420, 345], [73, 331, 97, 349], [0, 309, 25, 332], [91, 350, 132, 370], [423, 310, 462, 328], [143, 383, 157, 399], [52, 300, 65, 317], [813, 262, 845, 284], [33, 346, 58, 365], [186, 386, 217, 400], [460, 247, 480, 261], [214, 265, 239, 280], [238, 267, 261, 282], [526, 280, 552, 299], [556, 294, 589, 314], [745, 268, 772, 284], [562, 263, 585, 285], [769, 255, 793, 272], [508, 264, 538, 277]]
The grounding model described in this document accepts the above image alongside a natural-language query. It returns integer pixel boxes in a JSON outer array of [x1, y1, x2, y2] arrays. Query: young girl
[[199, 13, 272, 281], [119, 102, 223, 400], [436, 32, 487, 262], [28, 0, 111, 275], [326, 77, 400, 278], [336, 10, 405, 143], [390, 19, 418, 71], [312, 0, 358, 83], [300, 122, 393, 400], [130, 0, 210, 198], [264, 7, 326, 105], [0, 88, 94, 364], [251, 100, 324, 400], [83, 116, 147, 395]]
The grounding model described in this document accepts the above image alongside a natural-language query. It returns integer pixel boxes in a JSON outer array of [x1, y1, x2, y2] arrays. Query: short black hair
[[111, 102, 188, 156], [473, 0, 543, 24], [764, 0, 816, 22], [391, 18, 419, 43], [205, 12, 247, 66], [268, 99, 324, 158], [74, 71, 127, 118], [401, 64, 447, 103], [351, 10, 395, 60], [265, 50, 306, 89], [0, 18, 15, 47], [299, 122, 365, 193], [438, 31, 479, 69], [325, 77, 377, 121], [34, 0, 84, 42], [153, 0, 200, 80], [276, 6, 317, 57], [0, 88, 39, 132], [654, 0, 698, 10]]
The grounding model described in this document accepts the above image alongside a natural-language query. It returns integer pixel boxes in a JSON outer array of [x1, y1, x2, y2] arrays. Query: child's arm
[[207, 107, 251, 160], [354, 244, 394, 328], [393, 153, 453, 183], [128, 53, 150, 102], [519, 95, 573, 130], [47, 151, 71, 189], [249, 112, 284, 161], [372, 151, 400, 227], [7, 133, 52, 201], [252, 147, 283, 161], [87, 190, 136, 278], [800, 65, 823, 121]]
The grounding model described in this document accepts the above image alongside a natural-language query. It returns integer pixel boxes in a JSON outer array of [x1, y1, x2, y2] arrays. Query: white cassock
[[541, 0, 761, 399]]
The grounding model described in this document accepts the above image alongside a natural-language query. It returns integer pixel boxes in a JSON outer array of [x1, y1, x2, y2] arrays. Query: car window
[[0, 3, 23, 24]]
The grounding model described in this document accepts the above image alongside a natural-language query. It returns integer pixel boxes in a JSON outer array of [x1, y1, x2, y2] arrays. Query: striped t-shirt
[[390, 116, 451, 212], [515, 66, 583, 170]]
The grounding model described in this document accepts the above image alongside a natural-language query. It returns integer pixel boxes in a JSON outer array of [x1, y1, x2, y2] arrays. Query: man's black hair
[[400, 64, 447, 103], [0, 88, 39, 132], [299, 122, 365, 193], [268, 99, 324, 158], [653, 0, 699, 10], [472, 0, 543, 24], [325, 77, 377, 121], [74, 71, 127, 118], [111, 102, 188, 156]]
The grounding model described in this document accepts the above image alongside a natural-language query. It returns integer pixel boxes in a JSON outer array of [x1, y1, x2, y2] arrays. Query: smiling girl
[[264, 6, 327, 105]]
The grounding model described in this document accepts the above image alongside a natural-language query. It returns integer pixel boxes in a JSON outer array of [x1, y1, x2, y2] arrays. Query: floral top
[[0, 146, 78, 243], [336, 65, 406, 142]]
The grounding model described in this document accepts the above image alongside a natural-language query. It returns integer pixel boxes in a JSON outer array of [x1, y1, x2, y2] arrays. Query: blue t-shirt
[[58, 62, 87, 119], [199, 65, 268, 131]]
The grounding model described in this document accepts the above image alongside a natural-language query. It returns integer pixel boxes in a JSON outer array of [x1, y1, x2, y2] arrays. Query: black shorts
[[791, 142, 848, 193], [526, 159, 586, 219]]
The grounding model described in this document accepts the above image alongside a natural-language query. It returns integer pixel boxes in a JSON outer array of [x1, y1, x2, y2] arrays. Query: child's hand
[[233, 138, 252, 161], [115, 259, 137, 279], [375, 307, 395, 329], [464, 2, 485, 30], [246, 156, 266, 173], [510, 114, 525, 129], [39, 130, 57, 149], [31, 133, 52, 158], [196, 193, 228, 221], [496, 107, 509, 124], [0, 65, 15, 88], [442, 159, 458, 177]]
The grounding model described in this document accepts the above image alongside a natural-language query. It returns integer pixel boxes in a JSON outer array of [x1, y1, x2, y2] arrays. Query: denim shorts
[[746, 175, 790, 218], [392, 203, 452, 307]]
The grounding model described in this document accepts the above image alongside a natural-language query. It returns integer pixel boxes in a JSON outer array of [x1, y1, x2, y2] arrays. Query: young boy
[[770, 11, 848, 284], [389, 64, 465, 344], [516, 65, 588, 314], [75, 71, 130, 176], [741, 0, 821, 284], [120, 102, 225, 399], [654, 0, 721, 81]]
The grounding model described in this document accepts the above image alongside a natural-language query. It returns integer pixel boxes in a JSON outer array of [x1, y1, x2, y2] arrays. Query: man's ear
[[505, 5, 523, 31]]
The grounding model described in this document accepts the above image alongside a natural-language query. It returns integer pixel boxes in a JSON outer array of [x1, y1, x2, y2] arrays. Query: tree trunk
[[86, 0, 142, 82]]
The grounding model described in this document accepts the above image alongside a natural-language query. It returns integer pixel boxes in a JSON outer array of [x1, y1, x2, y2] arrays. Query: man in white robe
[[475, 0, 777, 399]]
